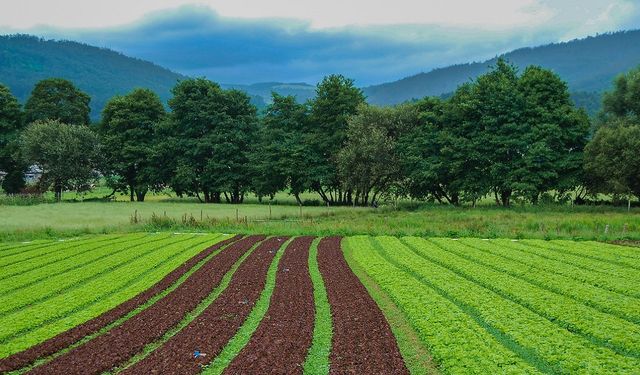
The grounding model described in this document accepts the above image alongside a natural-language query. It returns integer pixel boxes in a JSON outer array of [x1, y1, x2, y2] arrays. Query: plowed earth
[[317, 236, 408, 375], [28, 235, 262, 375]]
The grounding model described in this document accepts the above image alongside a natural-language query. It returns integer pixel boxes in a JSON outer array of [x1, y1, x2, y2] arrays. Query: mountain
[[0, 34, 185, 120], [363, 30, 640, 113]]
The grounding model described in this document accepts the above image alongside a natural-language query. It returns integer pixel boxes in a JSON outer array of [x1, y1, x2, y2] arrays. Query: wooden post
[[299, 204, 303, 219], [200, 209, 203, 221], [236, 208, 239, 222], [269, 203, 272, 220], [605, 224, 609, 235]]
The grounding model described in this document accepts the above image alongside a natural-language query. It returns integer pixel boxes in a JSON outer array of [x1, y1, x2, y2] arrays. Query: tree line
[[0, 59, 638, 206]]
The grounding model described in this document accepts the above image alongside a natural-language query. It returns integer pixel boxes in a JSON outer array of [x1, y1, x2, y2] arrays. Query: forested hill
[[0, 35, 185, 120], [364, 30, 640, 111]]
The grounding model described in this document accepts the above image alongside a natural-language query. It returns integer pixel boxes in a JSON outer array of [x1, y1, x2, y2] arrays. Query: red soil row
[[6, 235, 409, 374], [0, 234, 241, 373], [222, 236, 316, 374], [122, 236, 289, 374], [318, 236, 409, 374], [28, 235, 263, 375]]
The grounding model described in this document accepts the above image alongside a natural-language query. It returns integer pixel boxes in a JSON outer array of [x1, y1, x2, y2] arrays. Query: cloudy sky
[[1, 0, 639, 85]]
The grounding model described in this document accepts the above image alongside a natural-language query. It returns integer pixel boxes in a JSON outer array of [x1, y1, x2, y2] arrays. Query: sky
[[1, 0, 640, 85]]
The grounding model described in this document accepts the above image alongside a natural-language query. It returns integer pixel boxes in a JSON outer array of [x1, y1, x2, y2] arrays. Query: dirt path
[[27, 235, 262, 375], [121, 236, 288, 375], [222, 236, 315, 374], [0, 234, 241, 373], [318, 236, 408, 374]]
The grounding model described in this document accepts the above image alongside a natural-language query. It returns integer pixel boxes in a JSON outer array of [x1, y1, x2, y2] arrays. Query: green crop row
[[0, 233, 180, 317], [441, 238, 640, 323], [345, 236, 540, 374], [0, 239, 63, 255], [532, 240, 640, 271], [203, 238, 290, 375], [415, 237, 640, 357], [391, 236, 640, 372], [491, 239, 639, 280], [0, 234, 223, 358], [0, 233, 158, 298], [302, 238, 333, 375], [0, 234, 141, 282], [460, 238, 640, 298], [0, 234, 122, 270], [543, 239, 640, 262]]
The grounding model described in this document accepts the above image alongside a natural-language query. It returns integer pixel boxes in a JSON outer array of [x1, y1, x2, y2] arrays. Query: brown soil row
[[122, 236, 288, 375], [28, 235, 264, 375], [0, 234, 242, 373], [318, 236, 409, 374], [222, 236, 315, 374]]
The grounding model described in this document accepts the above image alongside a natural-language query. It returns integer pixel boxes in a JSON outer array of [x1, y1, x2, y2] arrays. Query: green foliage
[[338, 104, 414, 206], [303, 238, 333, 374], [602, 65, 640, 121], [160, 78, 258, 203], [0, 83, 25, 194], [584, 121, 640, 199], [19, 120, 101, 200], [100, 88, 166, 202], [308, 74, 365, 204], [24, 78, 90, 125], [251, 94, 312, 203]]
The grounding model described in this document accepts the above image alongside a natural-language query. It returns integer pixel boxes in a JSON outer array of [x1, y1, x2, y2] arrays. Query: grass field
[[1, 233, 638, 374], [1, 199, 639, 242]]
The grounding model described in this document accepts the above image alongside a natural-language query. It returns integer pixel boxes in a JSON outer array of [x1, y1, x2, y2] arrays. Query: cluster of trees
[[0, 59, 638, 206]]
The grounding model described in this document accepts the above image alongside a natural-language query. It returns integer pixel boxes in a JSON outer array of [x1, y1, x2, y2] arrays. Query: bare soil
[[222, 236, 315, 374], [317, 236, 408, 374]]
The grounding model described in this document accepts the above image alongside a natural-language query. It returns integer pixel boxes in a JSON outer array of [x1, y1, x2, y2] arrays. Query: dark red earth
[[121, 236, 288, 375], [27, 235, 263, 375], [318, 236, 409, 375], [222, 236, 315, 374], [0, 234, 242, 373]]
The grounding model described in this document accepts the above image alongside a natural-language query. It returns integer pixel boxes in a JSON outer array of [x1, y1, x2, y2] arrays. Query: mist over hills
[[3, 30, 640, 118], [363, 30, 640, 113]]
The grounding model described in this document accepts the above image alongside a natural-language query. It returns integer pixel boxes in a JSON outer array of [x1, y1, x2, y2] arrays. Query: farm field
[[0, 233, 639, 374]]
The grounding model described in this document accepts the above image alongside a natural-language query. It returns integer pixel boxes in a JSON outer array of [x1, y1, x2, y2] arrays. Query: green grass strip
[[302, 237, 332, 375], [200, 237, 292, 375], [111, 237, 267, 374], [8, 234, 230, 375], [342, 239, 439, 375]]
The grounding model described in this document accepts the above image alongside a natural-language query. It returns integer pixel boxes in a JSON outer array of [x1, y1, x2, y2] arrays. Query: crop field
[[0, 233, 638, 374]]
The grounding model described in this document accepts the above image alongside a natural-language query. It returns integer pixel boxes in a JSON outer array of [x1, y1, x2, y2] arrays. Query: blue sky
[[2, 0, 640, 85]]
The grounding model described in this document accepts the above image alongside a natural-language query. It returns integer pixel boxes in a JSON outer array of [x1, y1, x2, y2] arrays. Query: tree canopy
[[24, 78, 91, 125]]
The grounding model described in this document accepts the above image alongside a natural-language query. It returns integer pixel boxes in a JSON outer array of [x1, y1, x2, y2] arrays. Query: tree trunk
[[500, 190, 511, 207], [129, 185, 135, 202], [294, 193, 302, 206], [136, 191, 146, 202]]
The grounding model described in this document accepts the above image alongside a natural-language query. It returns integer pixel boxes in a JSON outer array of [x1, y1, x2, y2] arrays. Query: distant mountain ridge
[[363, 30, 640, 111], [0, 34, 185, 120]]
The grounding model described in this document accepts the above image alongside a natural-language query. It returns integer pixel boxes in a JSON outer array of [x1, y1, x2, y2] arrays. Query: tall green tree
[[0, 84, 25, 194], [338, 104, 409, 206], [308, 74, 365, 205], [601, 65, 640, 121], [19, 120, 100, 201], [100, 88, 165, 202], [251, 93, 311, 204], [24, 78, 91, 125], [160, 78, 258, 203], [584, 120, 640, 205]]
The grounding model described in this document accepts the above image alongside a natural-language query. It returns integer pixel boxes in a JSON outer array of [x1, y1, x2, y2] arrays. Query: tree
[[0, 84, 25, 194], [160, 78, 258, 203], [399, 97, 468, 205], [601, 65, 640, 121], [20, 120, 100, 201], [338, 104, 410, 206], [24, 78, 91, 125], [584, 120, 640, 207], [99, 89, 165, 202], [308, 74, 365, 205], [251, 93, 311, 204]]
